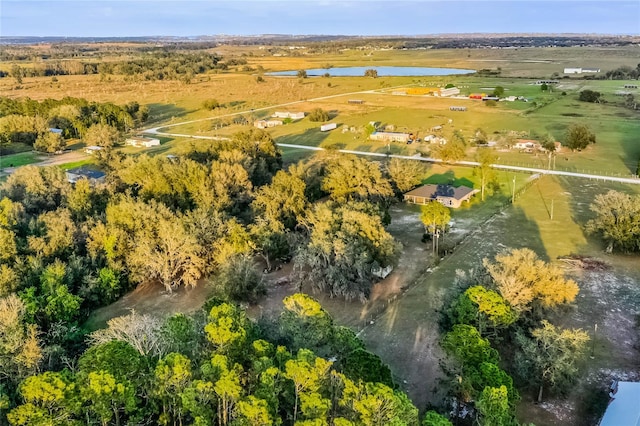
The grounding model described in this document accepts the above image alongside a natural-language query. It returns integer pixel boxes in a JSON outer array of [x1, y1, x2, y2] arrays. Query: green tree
[[385, 158, 428, 194], [420, 201, 450, 254], [422, 410, 453, 426], [475, 385, 515, 426], [34, 131, 65, 154], [322, 155, 394, 204], [586, 190, 640, 253], [483, 248, 579, 313], [8, 372, 78, 426], [128, 216, 205, 292], [442, 325, 499, 368], [204, 303, 248, 355], [284, 349, 332, 423], [308, 108, 329, 122], [82, 370, 136, 426], [212, 254, 265, 303], [565, 124, 596, 151], [280, 294, 335, 355], [0, 295, 43, 386], [203, 99, 220, 110], [364, 69, 378, 78], [295, 203, 400, 301], [297, 70, 308, 78], [515, 321, 590, 402], [154, 353, 192, 426], [474, 149, 498, 201], [491, 86, 505, 98], [465, 286, 517, 336], [251, 170, 307, 229], [210, 354, 243, 426], [83, 123, 121, 148], [578, 89, 602, 103], [434, 134, 466, 163]]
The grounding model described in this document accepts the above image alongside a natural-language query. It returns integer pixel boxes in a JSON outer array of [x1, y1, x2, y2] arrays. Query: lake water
[[267, 66, 475, 77]]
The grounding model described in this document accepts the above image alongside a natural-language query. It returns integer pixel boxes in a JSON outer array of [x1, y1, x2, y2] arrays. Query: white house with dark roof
[[404, 184, 479, 208], [65, 167, 106, 185]]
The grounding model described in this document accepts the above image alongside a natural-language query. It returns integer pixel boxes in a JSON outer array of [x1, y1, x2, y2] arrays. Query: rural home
[[254, 119, 283, 129], [369, 131, 411, 143], [84, 146, 103, 154], [272, 111, 305, 119], [599, 381, 640, 426], [404, 184, 479, 208], [65, 167, 106, 185], [125, 136, 161, 148], [320, 123, 337, 132], [513, 139, 541, 152]]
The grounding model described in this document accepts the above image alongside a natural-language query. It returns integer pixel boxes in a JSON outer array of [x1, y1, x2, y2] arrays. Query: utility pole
[[550, 199, 554, 220], [511, 176, 516, 203]]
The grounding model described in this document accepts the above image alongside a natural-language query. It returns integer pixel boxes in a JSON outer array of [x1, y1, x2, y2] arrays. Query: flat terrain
[[4, 45, 640, 425]]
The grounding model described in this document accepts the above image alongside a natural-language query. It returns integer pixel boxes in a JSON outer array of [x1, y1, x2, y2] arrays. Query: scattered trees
[[364, 69, 379, 78]]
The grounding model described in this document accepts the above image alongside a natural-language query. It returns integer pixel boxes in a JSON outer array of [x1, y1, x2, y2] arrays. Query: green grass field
[[0, 151, 43, 168]]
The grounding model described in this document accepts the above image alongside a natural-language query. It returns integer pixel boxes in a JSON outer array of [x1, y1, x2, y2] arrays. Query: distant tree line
[[2, 52, 247, 82], [0, 96, 148, 152]]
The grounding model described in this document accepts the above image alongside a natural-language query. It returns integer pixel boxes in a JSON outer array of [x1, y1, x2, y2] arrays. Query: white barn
[[125, 136, 161, 148]]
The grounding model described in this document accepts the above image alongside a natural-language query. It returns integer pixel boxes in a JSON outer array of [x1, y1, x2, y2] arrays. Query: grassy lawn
[[57, 159, 96, 170], [0, 151, 43, 169]]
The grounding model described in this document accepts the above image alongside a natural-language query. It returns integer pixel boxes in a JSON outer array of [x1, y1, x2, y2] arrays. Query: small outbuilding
[[125, 136, 161, 148], [272, 111, 305, 119], [84, 146, 103, 154], [404, 184, 479, 208], [320, 123, 337, 132], [369, 131, 411, 143]]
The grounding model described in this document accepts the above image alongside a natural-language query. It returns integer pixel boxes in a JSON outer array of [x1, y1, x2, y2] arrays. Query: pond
[[267, 66, 475, 77]]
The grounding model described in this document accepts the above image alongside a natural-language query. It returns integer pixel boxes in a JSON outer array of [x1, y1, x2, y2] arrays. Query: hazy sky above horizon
[[2, 1, 639, 37]]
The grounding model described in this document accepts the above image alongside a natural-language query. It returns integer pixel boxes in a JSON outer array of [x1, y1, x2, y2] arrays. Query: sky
[[2, 1, 639, 37]]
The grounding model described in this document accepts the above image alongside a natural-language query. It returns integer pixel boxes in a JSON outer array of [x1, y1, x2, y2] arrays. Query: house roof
[[405, 184, 476, 200], [66, 167, 106, 180], [600, 381, 640, 426], [127, 136, 158, 142]]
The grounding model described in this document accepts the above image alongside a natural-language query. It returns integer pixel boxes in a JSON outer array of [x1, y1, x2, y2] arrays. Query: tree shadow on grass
[[423, 169, 474, 188], [146, 103, 194, 126], [275, 127, 332, 148]]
